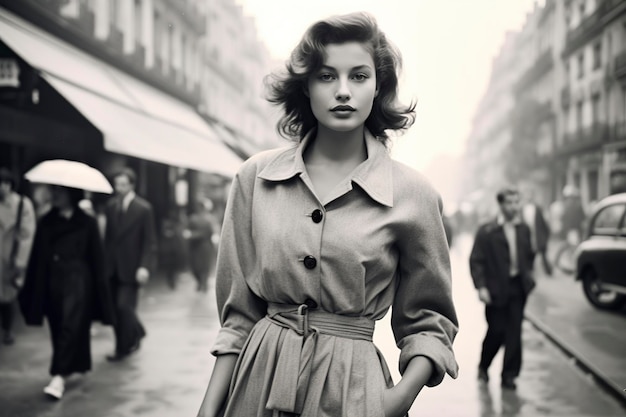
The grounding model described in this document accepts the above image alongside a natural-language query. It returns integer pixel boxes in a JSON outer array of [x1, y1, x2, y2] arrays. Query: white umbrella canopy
[[25, 159, 113, 194]]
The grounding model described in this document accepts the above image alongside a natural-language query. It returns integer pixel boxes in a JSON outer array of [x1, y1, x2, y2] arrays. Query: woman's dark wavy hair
[[266, 12, 416, 145]]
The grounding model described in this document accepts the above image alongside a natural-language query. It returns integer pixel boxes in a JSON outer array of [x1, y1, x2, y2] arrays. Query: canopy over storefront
[[0, 10, 243, 177]]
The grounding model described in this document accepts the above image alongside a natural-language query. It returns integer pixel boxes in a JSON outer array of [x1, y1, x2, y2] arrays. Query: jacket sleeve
[[211, 165, 267, 356], [391, 191, 459, 387], [469, 227, 488, 289]]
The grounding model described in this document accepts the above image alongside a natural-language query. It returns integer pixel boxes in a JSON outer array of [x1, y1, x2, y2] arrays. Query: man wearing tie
[[104, 168, 156, 361], [469, 187, 536, 390]]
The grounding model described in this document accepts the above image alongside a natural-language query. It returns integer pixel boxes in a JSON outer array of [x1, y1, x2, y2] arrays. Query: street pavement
[[524, 249, 626, 404], [380, 233, 626, 417], [1, 234, 625, 416]]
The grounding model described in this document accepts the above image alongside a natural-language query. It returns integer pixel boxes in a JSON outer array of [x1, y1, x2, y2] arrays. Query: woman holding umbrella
[[19, 161, 116, 400]]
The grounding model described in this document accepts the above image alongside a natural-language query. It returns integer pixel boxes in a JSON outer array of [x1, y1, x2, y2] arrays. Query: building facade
[[461, 0, 626, 215], [0, 0, 278, 244]]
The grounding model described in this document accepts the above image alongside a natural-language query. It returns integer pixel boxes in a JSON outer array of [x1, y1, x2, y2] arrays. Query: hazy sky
[[235, 0, 537, 198]]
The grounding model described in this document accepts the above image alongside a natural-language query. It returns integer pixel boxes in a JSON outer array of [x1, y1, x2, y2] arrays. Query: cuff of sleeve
[[398, 333, 459, 387], [210, 327, 246, 357]]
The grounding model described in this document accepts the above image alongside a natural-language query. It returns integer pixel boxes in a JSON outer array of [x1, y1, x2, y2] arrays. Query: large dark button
[[311, 209, 323, 223], [304, 298, 318, 309], [303, 255, 317, 269]]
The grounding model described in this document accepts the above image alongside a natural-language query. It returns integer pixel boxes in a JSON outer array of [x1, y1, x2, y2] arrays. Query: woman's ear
[[374, 86, 379, 98]]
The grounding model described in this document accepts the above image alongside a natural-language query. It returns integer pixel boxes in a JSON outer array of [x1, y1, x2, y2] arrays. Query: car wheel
[[581, 268, 626, 311]]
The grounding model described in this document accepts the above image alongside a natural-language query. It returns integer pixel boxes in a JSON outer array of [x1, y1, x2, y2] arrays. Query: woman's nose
[[335, 79, 351, 101]]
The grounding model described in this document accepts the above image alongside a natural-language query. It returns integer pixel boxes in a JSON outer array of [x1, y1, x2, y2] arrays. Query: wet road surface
[[1, 234, 625, 416]]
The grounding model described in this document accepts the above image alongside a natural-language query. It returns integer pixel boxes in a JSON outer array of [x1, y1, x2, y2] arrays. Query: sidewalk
[[0, 272, 220, 417], [524, 268, 626, 406]]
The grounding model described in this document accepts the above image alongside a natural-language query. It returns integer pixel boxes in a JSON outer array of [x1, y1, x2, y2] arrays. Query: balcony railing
[[563, 0, 625, 56], [514, 49, 553, 95], [560, 123, 609, 154], [615, 51, 626, 80]]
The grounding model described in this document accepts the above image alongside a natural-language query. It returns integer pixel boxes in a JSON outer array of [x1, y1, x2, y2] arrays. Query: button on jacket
[[212, 130, 459, 417]]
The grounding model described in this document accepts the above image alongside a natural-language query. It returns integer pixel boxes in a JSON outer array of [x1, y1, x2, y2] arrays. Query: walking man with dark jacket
[[469, 187, 536, 390], [104, 168, 156, 361]]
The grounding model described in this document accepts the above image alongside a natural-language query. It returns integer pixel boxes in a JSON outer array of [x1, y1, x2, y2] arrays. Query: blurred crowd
[[0, 164, 220, 400]]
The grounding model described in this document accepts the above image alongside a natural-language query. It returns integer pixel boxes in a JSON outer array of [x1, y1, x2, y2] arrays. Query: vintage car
[[575, 193, 626, 310]]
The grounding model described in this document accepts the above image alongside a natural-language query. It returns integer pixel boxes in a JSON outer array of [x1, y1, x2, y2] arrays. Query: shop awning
[[0, 10, 243, 177]]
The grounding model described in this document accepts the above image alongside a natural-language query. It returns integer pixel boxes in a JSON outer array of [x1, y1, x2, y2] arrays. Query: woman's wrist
[[396, 356, 433, 404]]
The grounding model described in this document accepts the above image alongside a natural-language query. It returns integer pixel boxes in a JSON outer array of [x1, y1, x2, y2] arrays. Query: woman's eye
[[318, 73, 335, 81], [352, 73, 369, 81]]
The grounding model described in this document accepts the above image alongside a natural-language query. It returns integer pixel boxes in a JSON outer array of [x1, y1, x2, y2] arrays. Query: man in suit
[[104, 167, 156, 361], [469, 187, 535, 390]]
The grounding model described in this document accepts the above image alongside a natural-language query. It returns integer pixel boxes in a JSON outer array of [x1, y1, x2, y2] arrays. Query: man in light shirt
[[469, 187, 536, 390]]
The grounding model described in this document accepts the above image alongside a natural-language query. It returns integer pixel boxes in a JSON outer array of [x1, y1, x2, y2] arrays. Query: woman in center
[[198, 12, 458, 417]]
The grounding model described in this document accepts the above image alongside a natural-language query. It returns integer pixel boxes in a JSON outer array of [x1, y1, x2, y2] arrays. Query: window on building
[[576, 100, 584, 133], [134, 0, 143, 46], [181, 34, 187, 80], [168, 24, 174, 71], [577, 52, 584, 79], [563, 106, 571, 140], [154, 11, 162, 60], [593, 41, 601, 70], [591, 93, 601, 127], [109, 0, 120, 29]]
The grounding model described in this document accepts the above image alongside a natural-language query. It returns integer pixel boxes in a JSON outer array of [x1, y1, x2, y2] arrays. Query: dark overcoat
[[103, 196, 156, 283], [19, 208, 116, 326], [469, 219, 536, 307]]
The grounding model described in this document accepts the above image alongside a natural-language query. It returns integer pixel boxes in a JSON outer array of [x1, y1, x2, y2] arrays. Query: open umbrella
[[25, 159, 113, 194]]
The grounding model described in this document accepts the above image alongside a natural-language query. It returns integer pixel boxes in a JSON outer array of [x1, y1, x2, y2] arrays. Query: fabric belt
[[264, 302, 375, 414]]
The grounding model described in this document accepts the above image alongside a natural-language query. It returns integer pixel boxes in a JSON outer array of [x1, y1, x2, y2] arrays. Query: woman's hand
[[382, 356, 434, 416], [196, 354, 238, 417], [383, 385, 413, 417]]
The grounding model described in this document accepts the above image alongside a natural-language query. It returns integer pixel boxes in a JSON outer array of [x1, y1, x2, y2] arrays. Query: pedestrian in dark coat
[[104, 167, 156, 361], [469, 187, 535, 390], [18, 186, 115, 400], [184, 199, 218, 293]]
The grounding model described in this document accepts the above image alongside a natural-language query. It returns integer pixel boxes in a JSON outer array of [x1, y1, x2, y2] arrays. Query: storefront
[[0, 8, 242, 230]]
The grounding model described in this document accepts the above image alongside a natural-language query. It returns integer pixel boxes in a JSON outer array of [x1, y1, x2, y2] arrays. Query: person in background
[[32, 184, 53, 220], [160, 216, 186, 290], [520, 185, 552, 276], [184, 198, 218, 293], [19, 185, 116, 399], [560, 185, 586, 246], [103, 167, 156, 362], [0, 167, 36, 345], [470, 187, 536, 390]]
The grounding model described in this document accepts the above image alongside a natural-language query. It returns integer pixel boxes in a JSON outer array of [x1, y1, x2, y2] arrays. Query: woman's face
[[51, 186, 71, 209], [307, 42, 378, 133]]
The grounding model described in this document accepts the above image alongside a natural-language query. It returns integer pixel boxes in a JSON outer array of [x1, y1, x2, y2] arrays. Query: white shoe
[[43, 375, 65, 399]]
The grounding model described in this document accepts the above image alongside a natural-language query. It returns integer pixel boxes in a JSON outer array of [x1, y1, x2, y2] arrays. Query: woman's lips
[[330, 105, 356, 112]]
